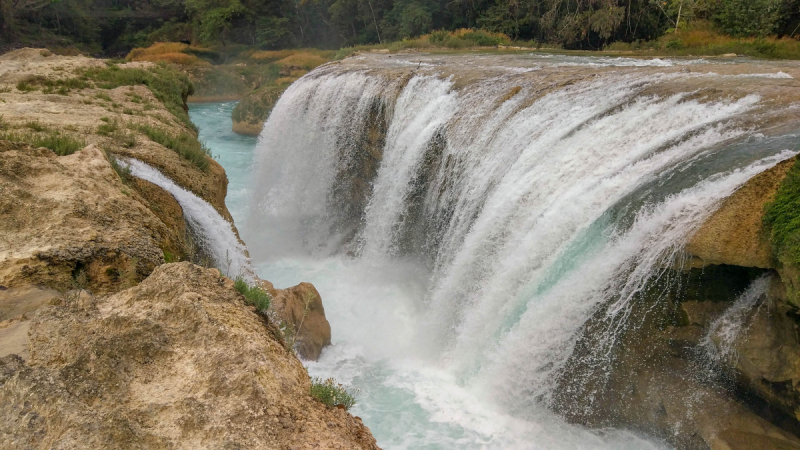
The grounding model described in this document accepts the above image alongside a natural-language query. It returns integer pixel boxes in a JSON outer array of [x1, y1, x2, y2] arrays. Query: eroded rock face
[[0, 263, 378, 449], [261, 280, 332, 361], [554, 266, 800, 449], [0, 142, 171, 293], [707, 277, 800, 424]]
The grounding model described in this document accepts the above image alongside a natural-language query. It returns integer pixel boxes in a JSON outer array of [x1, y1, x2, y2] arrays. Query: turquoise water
[[189, 102, 257, 223]]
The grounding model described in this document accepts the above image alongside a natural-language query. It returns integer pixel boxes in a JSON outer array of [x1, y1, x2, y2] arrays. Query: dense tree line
[[2, 0, 799, 54]]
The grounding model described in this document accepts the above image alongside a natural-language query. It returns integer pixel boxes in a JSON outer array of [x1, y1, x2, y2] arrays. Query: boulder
[[231, 85, 287, 136], [262, 280, 332, 361]]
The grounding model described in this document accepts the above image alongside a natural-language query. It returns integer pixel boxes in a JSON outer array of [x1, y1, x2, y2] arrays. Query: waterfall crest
[[248, 53, 800, 447]]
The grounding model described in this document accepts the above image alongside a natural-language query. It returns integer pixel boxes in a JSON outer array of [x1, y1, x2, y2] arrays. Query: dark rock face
[[553, 265, 800, 449]]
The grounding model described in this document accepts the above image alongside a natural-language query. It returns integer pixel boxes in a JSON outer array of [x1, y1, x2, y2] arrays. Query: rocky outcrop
[[0, 142, 172, 293], [231, 85, 287, 136], [261, 280, 332, 361], [555, 266, 800, 449], [0, 263, 378, 449], [686, 156, 796, 269], [0, 48, 233, 220], [0, 48, 372, 448], [707, 276, 800, 425]]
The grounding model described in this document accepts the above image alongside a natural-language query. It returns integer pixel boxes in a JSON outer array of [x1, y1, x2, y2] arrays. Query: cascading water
[[239, 54, 800, 448], [120, 157, 250, 277]]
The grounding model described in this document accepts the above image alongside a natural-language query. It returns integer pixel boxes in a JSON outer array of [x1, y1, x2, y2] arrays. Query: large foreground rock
[[0, 142, 173, 293], [0, 262, 378, 449]]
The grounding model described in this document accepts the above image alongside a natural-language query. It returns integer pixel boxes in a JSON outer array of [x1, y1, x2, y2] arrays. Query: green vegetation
[[107, 152, 133, 185], [81, 64, 196, 131], [133, 123, 210, 170], [25, 120, 47, 132], [234, 276, 272, 313], [3, 0, 799, 56], [0, 130, 85, 156], [13, 75, 90, 94], [764, 159, 800, 268], [231, 84, 286, 126], [309, 377, 358, 410]]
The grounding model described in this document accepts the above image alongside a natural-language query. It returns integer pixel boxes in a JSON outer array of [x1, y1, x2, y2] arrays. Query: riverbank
[[0, 48, 378, 449]]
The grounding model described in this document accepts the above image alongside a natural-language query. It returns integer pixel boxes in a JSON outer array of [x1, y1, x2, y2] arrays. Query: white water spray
[[120, 157, 250, 277]]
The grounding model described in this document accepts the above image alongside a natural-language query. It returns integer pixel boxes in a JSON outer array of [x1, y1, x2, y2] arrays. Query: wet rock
[[554, 267, 800, 449], [231, 85, 288, 136]]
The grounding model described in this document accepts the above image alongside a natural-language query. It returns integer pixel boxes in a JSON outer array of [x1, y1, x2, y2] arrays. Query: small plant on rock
[[234, 276, 271, 313], [310, 377, 358, 410]]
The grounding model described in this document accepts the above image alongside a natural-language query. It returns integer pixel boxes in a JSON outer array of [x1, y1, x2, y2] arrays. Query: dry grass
[[133, 52, 210, 66], [605, 22, 800, 59], [275, 77, 299, 85], [127, 42, 212, 66], [275, 52, 329, 70], [128, 42, 189, 59], [249, 48, 334, 61]]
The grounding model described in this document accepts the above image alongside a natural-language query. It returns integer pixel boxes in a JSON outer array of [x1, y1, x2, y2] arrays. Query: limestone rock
[[708, 280, 800, 423], [0, 262, 378, 449], [0, 142, 170, 293], [686, 156, 796, 269], [263, 280, 332, 361]]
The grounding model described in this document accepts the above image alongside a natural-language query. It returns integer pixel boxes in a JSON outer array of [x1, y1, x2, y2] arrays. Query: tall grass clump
[[310, 377, 358, 410], [234, 277, 271, 313], [133, 123, 210, 170], [81, 64, 196, 131], [0, 130, 85, 156]]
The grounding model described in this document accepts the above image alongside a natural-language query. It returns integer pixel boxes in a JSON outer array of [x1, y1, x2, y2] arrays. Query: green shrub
[[81, 64, 196, 132], [234, 277, 271, 313], [33, 133, 86, 156], [714, 0, 782, 37], [310, 377, 358, 410], [133, 123, 210, 170], [16, 80, 36, 92]]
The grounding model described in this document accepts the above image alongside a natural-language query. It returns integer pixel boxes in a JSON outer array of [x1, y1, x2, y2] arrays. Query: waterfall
[[247, 54, 798, 447], [120, 157, 251, 278]]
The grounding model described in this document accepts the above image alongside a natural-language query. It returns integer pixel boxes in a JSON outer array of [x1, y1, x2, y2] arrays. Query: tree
[[185, 0, 245, 44], [713, 0, 784, 37], [1, 0, 61, 39]]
